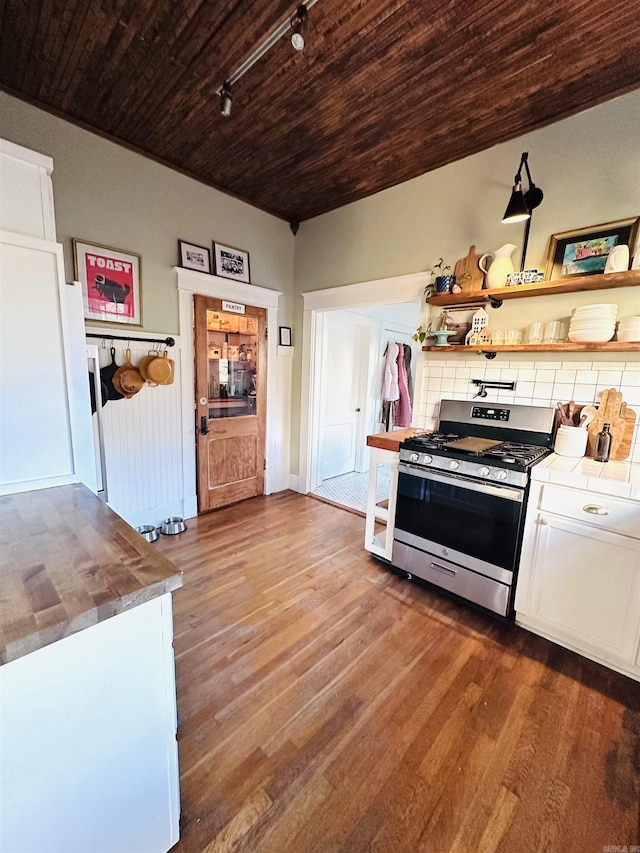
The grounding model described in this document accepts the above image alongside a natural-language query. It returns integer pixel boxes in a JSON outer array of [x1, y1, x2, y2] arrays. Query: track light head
[[220, 82, 232, 118], [291, 5, 307, 50]]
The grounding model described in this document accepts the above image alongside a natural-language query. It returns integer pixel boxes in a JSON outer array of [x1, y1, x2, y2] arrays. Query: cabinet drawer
[[540, 484, 640, 538]]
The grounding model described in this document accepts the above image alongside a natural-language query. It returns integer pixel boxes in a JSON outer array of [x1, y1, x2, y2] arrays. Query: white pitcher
[[479, 243, 518, 289]]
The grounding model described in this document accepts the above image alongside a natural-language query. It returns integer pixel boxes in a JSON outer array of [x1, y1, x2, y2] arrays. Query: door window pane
[[206, 310, 258, 419]]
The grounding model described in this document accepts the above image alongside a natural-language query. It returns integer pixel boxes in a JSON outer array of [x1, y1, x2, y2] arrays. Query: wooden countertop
[[366, 428, 429, 452], [0, 484, 183, 665]]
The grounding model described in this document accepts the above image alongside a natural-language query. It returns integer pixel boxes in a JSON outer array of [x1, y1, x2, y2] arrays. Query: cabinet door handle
[[539, 517, 549, 525], [582, 504, 609, 516]]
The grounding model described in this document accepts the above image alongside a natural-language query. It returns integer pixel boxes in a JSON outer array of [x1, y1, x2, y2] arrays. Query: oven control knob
[[479, 466, 491, 477], [449, 460, 460, 470], [409, 453, 420, 463], [423, 455, 433, 465], [495, 469, 508, 480]]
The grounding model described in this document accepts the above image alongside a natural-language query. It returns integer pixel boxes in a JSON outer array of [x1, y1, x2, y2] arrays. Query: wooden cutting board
[[453, 245, 485, 292], [615, 405, 636, 460], [586, 388, 635, 460]]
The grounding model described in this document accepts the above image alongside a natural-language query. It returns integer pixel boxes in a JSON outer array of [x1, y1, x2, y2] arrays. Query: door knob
[[355, 407, 361, 412], [200, 415, 209, 436]]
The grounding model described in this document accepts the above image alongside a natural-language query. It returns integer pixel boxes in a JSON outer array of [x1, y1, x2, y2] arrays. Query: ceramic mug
[[604, 245, 629, 273]]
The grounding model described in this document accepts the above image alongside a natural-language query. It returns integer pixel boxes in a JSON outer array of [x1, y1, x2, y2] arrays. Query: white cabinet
[[0, 139, 95, 495], [0, 594, 180, 853], [516, 482, 640, 679]]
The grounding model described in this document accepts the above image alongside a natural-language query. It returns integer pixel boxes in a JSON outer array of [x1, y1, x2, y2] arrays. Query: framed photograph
[[178, 240, 211, 274], [279, 326, 292, 347], [73, 239, 142, 326], [544, 217, 639, 281], [213, 241, 251, 283]]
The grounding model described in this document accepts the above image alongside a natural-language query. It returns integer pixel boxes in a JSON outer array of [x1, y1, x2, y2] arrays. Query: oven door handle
[[397, 463, 524, 503]]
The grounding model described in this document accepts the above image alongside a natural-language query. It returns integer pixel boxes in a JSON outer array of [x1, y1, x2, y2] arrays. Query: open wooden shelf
[[422, 342, 640, 353], [425, 269, 640, 307]]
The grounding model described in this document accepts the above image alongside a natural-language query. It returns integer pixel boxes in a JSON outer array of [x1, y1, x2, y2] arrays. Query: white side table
[[364, 445, 400, 561]]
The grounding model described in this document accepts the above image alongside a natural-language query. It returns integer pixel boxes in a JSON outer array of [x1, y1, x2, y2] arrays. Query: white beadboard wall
[[94, 339, 184, 528], [417, 358, 640, 462]]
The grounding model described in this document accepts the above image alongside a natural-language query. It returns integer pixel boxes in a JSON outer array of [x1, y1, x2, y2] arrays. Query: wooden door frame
[[298, 272, 427, 495], [177, 268, 282, 520]]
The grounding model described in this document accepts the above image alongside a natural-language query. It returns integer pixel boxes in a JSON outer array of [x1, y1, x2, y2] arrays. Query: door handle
[[200, 415, 209, 436]]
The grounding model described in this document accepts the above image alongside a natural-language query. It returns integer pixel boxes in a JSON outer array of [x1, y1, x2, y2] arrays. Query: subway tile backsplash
[[418, 358, 640, 463]]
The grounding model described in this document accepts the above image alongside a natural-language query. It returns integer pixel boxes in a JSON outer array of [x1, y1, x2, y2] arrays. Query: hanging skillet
[[100, 347, 125, 400], [88, 371, 109, 414]]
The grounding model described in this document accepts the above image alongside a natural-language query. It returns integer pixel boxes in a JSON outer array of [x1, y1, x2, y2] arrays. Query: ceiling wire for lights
[[218, 0, 318, 118]]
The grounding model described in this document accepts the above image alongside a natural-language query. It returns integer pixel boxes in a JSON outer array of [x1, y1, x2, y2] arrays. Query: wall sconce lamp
[[216, 1, 318, 117], [220, 82, 232, 118], [502, 151, 544, 270], [291, 5, 308, 50]]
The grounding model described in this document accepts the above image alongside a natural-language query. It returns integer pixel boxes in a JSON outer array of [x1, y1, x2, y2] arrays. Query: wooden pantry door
[[193, 295, 267, 512]]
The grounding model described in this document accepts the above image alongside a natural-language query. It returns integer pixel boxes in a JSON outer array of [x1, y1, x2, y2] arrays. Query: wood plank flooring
[[156, 491, 640, 852]]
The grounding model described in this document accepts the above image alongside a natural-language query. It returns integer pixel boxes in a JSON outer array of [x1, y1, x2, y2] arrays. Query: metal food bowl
[[136, 524, 159, 543], [160, 516, 187, 535]]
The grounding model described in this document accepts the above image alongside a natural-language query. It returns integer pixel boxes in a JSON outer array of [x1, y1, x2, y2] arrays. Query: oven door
[[393, 463, 526, 583]]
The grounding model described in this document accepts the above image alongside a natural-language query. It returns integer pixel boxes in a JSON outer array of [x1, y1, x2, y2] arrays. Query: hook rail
[[86, 333, 175, 347]]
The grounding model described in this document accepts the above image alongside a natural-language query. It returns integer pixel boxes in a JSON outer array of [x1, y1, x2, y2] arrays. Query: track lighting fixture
[[216, 1, 318, 118], [220, 82, 232, 118], [502, 151, 544, 269], [291, 5, 308, 51]]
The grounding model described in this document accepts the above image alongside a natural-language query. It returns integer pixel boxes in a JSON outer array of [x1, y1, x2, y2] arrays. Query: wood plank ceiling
[[1, 0, 639, 224]]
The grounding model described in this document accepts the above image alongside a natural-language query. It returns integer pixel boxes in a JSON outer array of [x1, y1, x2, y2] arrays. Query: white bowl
[[568, 330, 615, 343], [569, 325, 616, 333], [616, 330, 640, 342], [572, 311, 617, 321], [569, 324, 616, 332], [576, 303, 618, 311]]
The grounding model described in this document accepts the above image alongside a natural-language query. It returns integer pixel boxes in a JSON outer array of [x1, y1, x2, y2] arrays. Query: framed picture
[[279, 326, 292, 346], [178, 240, 211, 274], [213, 241, 250, 283], [544, 217, 639, 281], [73, 239, 142, 326]]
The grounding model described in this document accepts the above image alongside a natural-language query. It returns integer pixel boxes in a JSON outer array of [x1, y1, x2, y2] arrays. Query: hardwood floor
[[157, 491, 640, 852]]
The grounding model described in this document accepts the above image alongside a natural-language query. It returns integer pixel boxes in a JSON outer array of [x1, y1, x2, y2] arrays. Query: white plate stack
[[616, 316, 640, 342], [568, 303, 617, 343]]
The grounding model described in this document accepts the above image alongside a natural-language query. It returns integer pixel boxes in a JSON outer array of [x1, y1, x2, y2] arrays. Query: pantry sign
[[73, 239, 142, 326]]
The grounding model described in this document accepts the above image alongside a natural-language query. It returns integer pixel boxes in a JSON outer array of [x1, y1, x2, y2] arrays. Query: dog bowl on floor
[[136, 524, 159, 543], [161, 516, 187, 535]]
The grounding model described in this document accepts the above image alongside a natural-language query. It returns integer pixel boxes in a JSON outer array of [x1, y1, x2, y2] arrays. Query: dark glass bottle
[[594, 422, 611, 463]]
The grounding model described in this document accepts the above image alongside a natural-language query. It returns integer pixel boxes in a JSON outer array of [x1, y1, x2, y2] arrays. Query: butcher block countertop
[[0, 484, 182, 665], [366, 428, 429, 452]]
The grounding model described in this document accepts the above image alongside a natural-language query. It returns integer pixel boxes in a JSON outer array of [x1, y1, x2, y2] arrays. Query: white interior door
[[319, 316, 367, 480]]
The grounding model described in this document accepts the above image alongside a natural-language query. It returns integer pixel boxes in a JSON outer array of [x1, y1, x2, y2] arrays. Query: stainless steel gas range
[[392, 399, 556, 619]]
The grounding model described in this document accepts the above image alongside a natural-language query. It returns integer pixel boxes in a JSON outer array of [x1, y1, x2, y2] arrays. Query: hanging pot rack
[[86, 333, 175, 347]]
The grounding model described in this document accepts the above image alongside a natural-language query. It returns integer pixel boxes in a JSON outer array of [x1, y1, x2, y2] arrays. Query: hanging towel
[[381, 341, 399, 402], [404, 344, 413, 405], [395, 342, 412, 427]]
